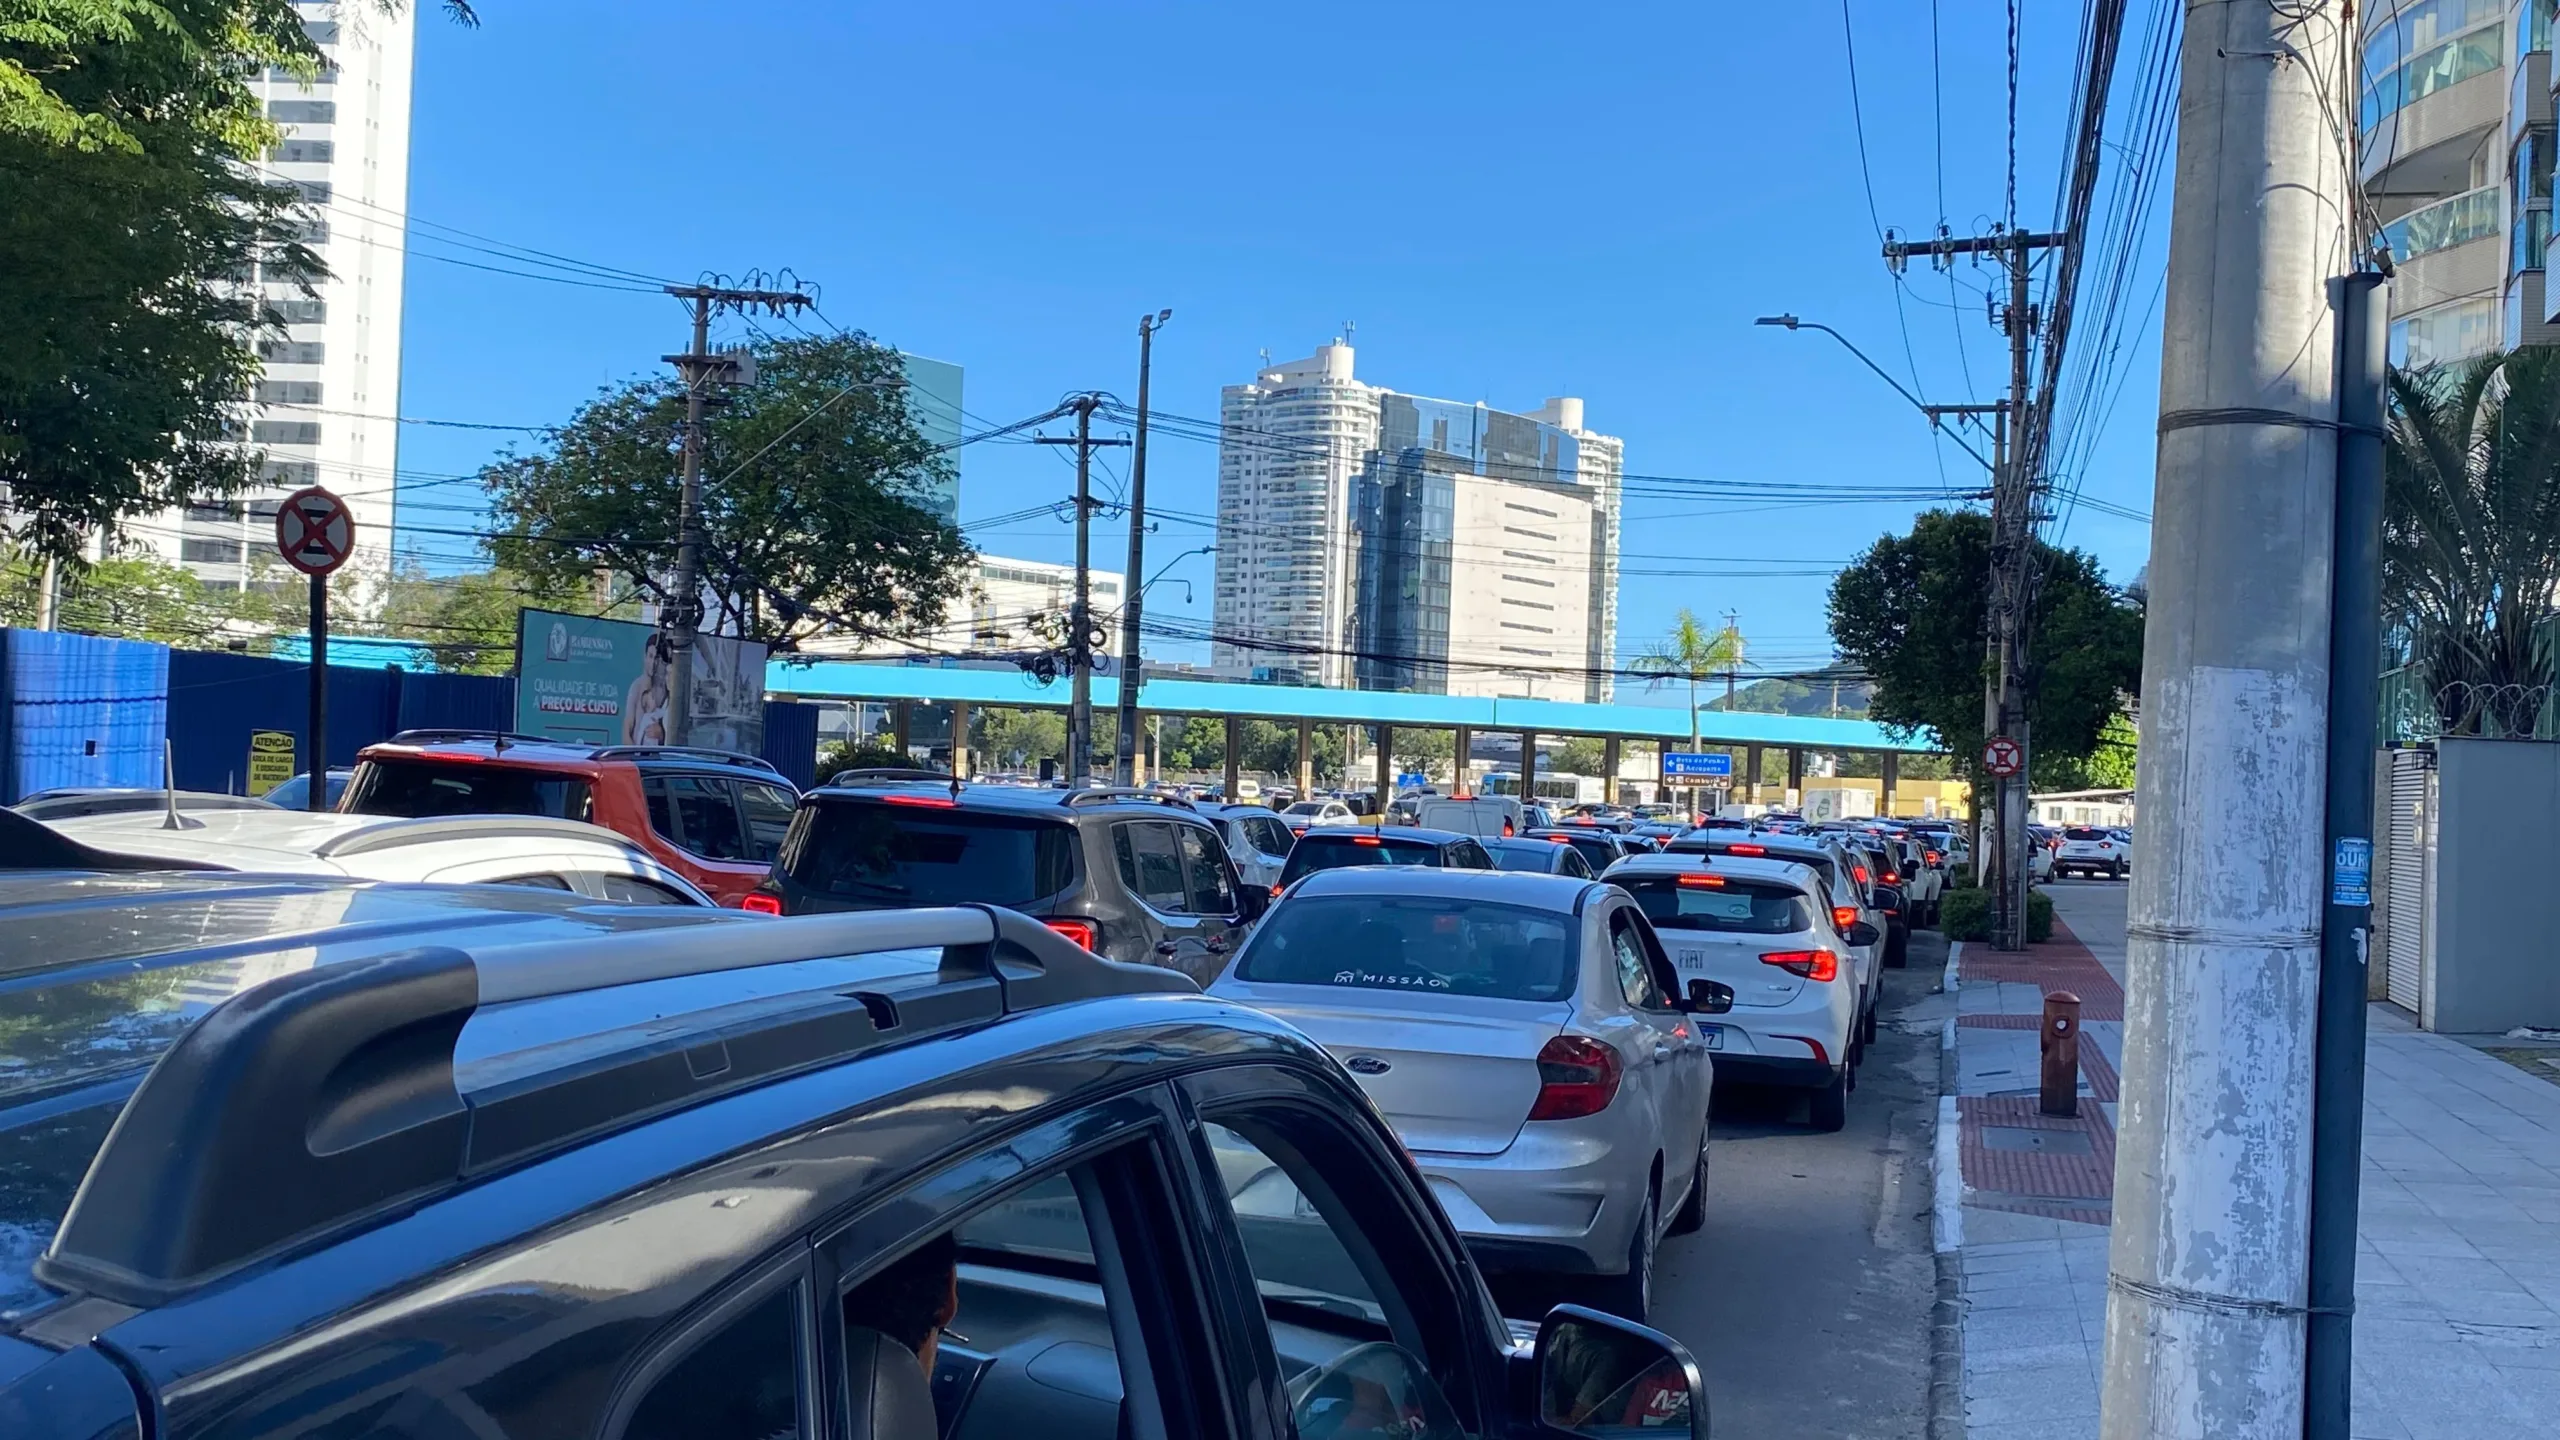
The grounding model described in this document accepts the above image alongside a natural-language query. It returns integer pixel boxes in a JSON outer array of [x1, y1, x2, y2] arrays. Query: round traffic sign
[[275, 485, 355, 577], [1982, 735, 2024, 777]]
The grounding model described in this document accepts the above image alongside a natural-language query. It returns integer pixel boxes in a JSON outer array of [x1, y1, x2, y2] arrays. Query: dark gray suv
[[753, 775, 1267, 981]]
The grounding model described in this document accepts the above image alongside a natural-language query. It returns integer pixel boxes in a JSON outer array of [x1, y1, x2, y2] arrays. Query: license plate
[[1696, 1025, 1724, 1050]]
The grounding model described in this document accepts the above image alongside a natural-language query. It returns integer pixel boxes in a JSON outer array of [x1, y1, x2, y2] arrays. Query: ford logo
[[1345, 1055, 1392, 1076]]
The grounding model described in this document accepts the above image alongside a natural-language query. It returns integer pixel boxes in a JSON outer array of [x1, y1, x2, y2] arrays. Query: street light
[[1132, 543, 1212, 607], [1755, 313, 1994, 472]]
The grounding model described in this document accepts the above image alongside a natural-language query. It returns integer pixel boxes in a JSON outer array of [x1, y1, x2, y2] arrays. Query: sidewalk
[[1938, 884, 2560, 1440]]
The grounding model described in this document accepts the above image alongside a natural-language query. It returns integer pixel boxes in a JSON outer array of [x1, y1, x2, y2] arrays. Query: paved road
[[1655, 930, 1951, 1439]]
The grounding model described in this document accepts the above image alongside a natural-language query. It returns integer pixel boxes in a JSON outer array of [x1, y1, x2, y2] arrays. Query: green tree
[[0, 547, 235, 643], [1628, 609, 1744, 749], [1388, 726, 1455, 777], [367, 564, 615, 675], [2385, 348, 2560, 735], [1, 0, 333, 558], [2034, 713, 2138, 791], [1553, 736, 1609, 777], [484, 332, 973, 653], [975, 707, 1065, 771], [1826, 508, 2143, 786]]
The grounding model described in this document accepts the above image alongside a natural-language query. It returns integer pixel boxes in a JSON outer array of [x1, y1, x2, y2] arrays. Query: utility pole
[[34, 554, 58, 631], [2100, 5, 2349, 1437], [1036, 396, 1126, 789], [663, 278, 812, 745], [1887, 226, 2063, 950], [1116, 308, 1172, 785]]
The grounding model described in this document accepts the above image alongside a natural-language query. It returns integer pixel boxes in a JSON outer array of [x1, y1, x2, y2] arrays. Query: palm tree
[[1629, 609, 1745, 751], [2385, 347, 2560, 737]]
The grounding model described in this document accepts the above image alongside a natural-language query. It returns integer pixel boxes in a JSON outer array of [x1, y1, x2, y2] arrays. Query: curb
[[1942, 939, 1964, 994], [1930, 992, 1967, 1438]]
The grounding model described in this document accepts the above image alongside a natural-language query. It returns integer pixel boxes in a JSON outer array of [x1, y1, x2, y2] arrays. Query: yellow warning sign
[[247, 730, 297, 797]]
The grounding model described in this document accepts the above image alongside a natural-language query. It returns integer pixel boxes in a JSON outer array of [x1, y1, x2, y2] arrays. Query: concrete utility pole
[[2100, 5, 2349, 1437], [1115, 308, 1172, 785], [663, 280, 812, 745], [1035, 396, 1125, 789], [1886, 228, 2062, 949]]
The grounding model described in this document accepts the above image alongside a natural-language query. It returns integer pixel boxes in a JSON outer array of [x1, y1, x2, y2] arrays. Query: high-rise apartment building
[[1210, 343, 1622, 701], [2358, 0, 2557, 366], [136, 2, 414, 590], [898, 353, 965, 524]]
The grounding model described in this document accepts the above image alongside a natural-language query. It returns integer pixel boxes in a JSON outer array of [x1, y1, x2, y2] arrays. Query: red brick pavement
[[1957, 915, 2125, 1224]]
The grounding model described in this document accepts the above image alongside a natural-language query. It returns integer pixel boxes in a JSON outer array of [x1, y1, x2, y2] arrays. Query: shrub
[[1939, 885, 2057, 943], [1940, 886, 1991, 941], [814, 740, 915, 785]]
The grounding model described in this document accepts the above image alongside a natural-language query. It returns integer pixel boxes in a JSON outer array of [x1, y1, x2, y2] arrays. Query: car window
[[1449, 839, 1492, 868], [1486, 841, 1549, 873], [343, 758, 594, 822], [1175, 824, 1238, 915], [643, 775, 677, 843], [1198, 1114, 1479, 1440], [1619, 874, 1815, 935], [1249, 816, 1294, 855], [589, 872, 701, 906], [619, 1280, 805, 1440], [1236, 894, 1575, 1001], [1277, 835, 1444, 885], [489, 872, 575, 891], [1114, 820, 1192, 912], [786, 802, 1079, 907], [664, 775, 748, 861], [738, 782, 798, 864], [1558, 847, 1595, 879], [1609, 914, 1669, 1010]]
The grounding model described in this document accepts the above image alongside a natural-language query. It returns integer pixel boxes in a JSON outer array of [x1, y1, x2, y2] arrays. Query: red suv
[[339, 731, 799, 906]]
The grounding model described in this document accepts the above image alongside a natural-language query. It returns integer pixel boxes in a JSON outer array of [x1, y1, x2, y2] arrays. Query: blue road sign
[[1663, 751, 1734, 779]]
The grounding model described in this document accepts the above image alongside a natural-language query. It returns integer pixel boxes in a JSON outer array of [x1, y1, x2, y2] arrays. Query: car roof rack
[[1060, 787, 1194, 811], [828, 767, 961, 786], [382, 729, 561, 750], [37, 905, 1193, 1309], [310, 816, 648, 860], [589, 745, 782, 776]]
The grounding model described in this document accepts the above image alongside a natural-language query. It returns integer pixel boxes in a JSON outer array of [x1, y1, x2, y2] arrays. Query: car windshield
[[1278, 835, 1441, 885], [1485, 840, 1559, 872], [1283, 802, 1330, 816], [343, 757, 594, 822], [788, 802, 1078, 907], [1619, 875, 1813, 935], [1236, 894, 1576, 1001]]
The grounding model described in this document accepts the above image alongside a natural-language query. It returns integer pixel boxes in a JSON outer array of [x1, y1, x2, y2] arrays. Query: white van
[[1414, 795, 1525, 838]]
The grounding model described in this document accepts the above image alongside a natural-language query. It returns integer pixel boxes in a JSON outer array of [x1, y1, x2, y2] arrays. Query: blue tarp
[[0, 630, 170, 802]]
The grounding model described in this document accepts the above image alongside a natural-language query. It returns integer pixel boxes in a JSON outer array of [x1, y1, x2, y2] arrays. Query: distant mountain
[[1703, 674, 1870, 719]]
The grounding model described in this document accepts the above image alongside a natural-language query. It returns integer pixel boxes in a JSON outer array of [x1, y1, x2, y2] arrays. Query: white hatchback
[[42, 809, 716, 905], [1602, 852, 1870, 1131]]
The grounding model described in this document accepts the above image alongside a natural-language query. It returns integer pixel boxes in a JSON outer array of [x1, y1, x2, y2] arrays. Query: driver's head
[[845, 1232, 960, 1375]]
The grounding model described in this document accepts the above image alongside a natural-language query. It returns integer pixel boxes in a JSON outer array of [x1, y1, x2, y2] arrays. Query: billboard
[[514, 609, 768, 752]]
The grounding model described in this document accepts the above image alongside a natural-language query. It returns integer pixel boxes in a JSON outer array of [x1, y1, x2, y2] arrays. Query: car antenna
[[160, 740, 202, 831]]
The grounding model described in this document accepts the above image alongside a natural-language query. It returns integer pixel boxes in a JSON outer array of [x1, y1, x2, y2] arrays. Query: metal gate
[[2382, 747, 2435, 1015]]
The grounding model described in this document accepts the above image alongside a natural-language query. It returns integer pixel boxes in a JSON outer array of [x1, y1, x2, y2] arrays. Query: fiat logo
[[1345, 1055, 1392, 1076]]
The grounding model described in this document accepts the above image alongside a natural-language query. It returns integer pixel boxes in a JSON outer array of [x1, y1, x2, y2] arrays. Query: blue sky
[[393, 0, 2164, 701]]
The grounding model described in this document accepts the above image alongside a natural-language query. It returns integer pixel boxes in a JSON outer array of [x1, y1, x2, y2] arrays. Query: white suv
[[42, 810, 716, 904], [1604, 852, 1874, 1131], [2056, 826, 2128, 879]]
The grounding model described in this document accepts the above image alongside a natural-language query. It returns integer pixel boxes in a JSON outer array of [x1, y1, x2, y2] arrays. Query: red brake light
[[1043, 918, 1097, 950], [1852, 865, 1871, 885], [880, 793, 957, 808], [418, 750, 488, 764], [1761, 949, 1839, 982], [1832, 905, 1859, 930], [1502, 820, 1515, 836], [1677, 873, 1727, 888], [1884, 871, 1901, 885], [1727, 843, 1766, 856], [1351, 835, 1382, 846], [1270, 883, 1285, 898], [1527, 1034, 1623, 1120], [738, 892, 783, 915], [1925, 850, 1942, 864], [1547, 835, 1572, 844]]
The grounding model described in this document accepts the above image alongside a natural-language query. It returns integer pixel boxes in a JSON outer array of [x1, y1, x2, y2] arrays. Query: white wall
[[1442, 477, 1596, 700]]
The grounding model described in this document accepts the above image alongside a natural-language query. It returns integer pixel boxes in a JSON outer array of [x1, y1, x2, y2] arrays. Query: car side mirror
[[1874, 886, 1904, 912], [1683, 979, 1734, 1015], [1235, 882, 1270, 921], [1533, 1304, 1709, 1439], [1847, 920, 1882, 947]]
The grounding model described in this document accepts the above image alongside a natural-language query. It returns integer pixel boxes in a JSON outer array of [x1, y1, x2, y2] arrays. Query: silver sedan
[[1206, 867, 1722, 1322]]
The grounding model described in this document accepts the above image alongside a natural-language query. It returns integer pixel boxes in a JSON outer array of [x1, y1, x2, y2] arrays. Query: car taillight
[[1528, 1035, 1622, 1120], [738, 892, 783, 915], [1677, 873, 1726, 888], [1044, 918, 1098, 950], [1832, 905, 1859, 930], [880, 794, 957, 808], [1852, 865, 1871, 885], [1351, 835, 1382, 846], [1728, 843, 1766, 856], [1762, 949, 1838, 982], [1925, 850, 1942, 864], [1269, 883, 1285, 899], [1883, 871, 1900, 884]]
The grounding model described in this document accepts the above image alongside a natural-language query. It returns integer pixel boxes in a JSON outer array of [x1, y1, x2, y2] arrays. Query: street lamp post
[[1754, 314, 1997, 473]]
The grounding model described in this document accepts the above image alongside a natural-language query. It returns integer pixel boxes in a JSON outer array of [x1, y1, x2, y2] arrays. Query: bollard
[[2041, 990, 2082, 1117]]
